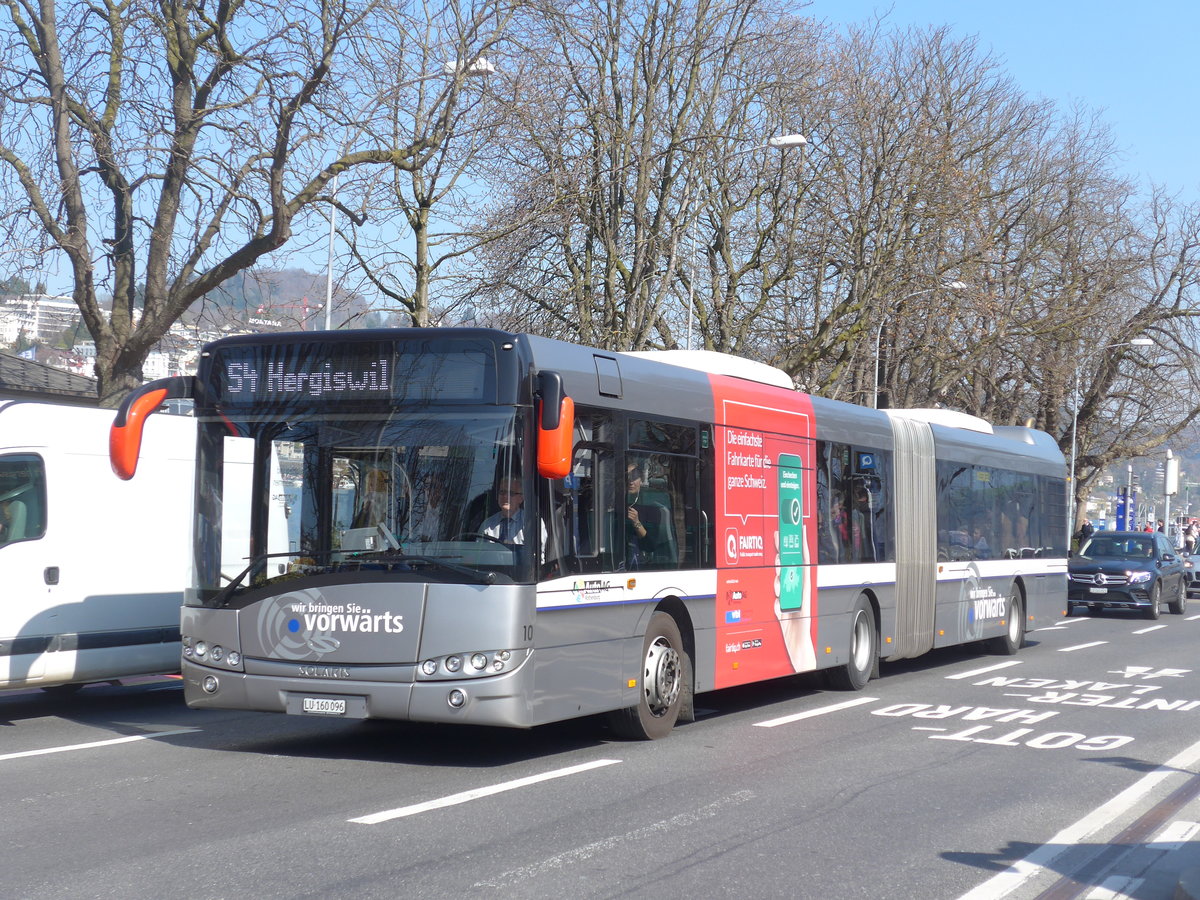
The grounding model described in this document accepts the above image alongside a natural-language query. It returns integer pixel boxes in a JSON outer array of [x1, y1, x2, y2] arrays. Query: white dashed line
[[753, 695, 878, 728], [349, 758, 622, 824], [1059, 641, 1108, 652], [0, 728, 198, 762], [945, 660, 1023, 680]]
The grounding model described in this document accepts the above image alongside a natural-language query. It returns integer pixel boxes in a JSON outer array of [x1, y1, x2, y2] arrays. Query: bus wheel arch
[[826, 592, 878, 691], [608, 605, 693, 740]]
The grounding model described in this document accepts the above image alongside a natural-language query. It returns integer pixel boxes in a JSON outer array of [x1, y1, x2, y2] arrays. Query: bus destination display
[[210, 341, 493, 407]]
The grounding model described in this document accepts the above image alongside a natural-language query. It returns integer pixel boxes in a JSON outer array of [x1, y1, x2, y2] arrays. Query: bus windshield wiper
[[342, 551, 496, 585], [211, 550, 334, 608]]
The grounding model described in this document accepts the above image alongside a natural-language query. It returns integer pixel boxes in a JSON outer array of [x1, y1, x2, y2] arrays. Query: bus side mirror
[[537, 371, 574, 480], [110, 376, 195, 479], [537, 396, 574, 480]]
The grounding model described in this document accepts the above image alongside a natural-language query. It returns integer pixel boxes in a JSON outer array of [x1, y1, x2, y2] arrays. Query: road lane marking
[[753, 696, 877, 728], [349, 758, 622, 824], [0, 728, 198, 762], [1132, 625, 1167, 634], [1187, 614, 1200, 621], [954, 735, 1200, 900], [1083, 875, 1140, 899], [1059, 641, 1108, 652], [945, 661, 1023, 680], [473, 790, 754, 888], [1148, 819, 1200, 850]]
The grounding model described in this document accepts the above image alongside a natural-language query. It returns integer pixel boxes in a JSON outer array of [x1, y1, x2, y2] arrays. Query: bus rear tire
[[826, 595, 877, 691], [608, 612, 687, 740], [987, 588, 1024, 655]]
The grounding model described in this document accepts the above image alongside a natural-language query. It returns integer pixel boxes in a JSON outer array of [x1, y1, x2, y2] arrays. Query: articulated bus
[[110, 328, 1068, 739]]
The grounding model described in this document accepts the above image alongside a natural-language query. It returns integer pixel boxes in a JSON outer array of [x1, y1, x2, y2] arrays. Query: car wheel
[[1146, 581, 1162, 620], [1169, 577, 1188, 615]]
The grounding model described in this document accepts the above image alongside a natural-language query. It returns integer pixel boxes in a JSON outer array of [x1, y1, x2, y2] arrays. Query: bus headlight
[[416, 648, 530, 681]]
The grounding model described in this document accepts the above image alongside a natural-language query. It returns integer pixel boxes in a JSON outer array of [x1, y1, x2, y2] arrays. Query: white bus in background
[[0, 399, 288, 692]]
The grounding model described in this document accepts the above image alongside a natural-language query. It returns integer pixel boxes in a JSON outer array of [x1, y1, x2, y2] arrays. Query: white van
[[0, 400, 195, 691]]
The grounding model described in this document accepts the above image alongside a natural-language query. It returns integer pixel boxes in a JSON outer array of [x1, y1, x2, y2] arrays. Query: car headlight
[[1128, 571, 1153, 584]]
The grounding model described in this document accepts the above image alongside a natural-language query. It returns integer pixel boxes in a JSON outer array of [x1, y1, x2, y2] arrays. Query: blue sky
[[803, 0, 1200, 201]]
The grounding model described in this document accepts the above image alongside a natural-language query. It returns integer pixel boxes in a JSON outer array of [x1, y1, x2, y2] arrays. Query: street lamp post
[[872, 281, 967, 408], [323, 57, 495, 330], [684, 133, 807, 351], [1068, 337, 1154, 539]]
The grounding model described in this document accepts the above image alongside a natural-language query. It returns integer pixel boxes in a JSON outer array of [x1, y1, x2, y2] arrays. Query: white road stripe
[[945, 661, 1023, 680], [1083, 875, 1141, 899], [1059, 641, 1108, 652], [1148, 819, 1200, 851], [1132, 625, 1168, 635], [349, 758, 622, 825], [754, 696, 877, 728], [0, 728, 198, 762], [1187, 614, 1200, 621], [954, 736, 1200, 900]]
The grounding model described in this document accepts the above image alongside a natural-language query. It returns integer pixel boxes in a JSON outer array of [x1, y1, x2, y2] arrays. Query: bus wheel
[[609, 612, 686, 740], [987, 588, 1024, 655], [827, 595, 876, 691]]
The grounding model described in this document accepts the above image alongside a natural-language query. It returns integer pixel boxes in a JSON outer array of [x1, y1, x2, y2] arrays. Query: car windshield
[[1079, 536, 1155, 560]]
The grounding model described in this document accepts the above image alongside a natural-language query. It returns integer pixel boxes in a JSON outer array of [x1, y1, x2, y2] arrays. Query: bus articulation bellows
[[110, 329, 1068, 739]]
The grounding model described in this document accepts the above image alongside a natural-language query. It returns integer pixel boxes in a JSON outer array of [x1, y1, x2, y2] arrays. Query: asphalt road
[[3, 608, 1199, 899]]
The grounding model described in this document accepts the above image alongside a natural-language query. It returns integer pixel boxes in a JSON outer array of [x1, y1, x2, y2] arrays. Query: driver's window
[[0, 453, 46, 546]]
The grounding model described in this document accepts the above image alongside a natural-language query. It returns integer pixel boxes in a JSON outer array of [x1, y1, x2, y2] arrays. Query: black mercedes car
[[1068, 530, 1188, 618]]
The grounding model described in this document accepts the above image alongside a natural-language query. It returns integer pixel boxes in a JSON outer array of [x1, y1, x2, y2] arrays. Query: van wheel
[[608, 612, 688, 740], [987, 588, 1024, 655], [826, 594, 877, 691]]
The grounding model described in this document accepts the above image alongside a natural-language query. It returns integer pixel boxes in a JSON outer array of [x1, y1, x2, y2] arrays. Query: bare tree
[[464, 0, 790, 349], [0, 0, 509, 405]]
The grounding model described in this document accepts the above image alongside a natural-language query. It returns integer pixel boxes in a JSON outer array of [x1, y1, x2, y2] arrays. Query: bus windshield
[[192, 407, 534, 603]]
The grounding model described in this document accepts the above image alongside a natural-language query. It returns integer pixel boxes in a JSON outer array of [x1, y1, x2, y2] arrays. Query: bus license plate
[[302, 697, 346, 716], [1089, 587, 1107, 594]]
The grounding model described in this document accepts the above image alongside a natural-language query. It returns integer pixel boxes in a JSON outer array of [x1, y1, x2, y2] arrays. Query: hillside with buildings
[[0, 270, 380, 382]]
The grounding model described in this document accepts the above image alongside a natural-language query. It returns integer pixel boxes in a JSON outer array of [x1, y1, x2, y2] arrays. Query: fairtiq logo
[[286, 601, 404, 635]]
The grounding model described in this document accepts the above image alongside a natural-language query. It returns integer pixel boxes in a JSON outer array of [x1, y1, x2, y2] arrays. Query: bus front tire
[[826, 595, 877, 691], [609, 612, 688, 740]]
